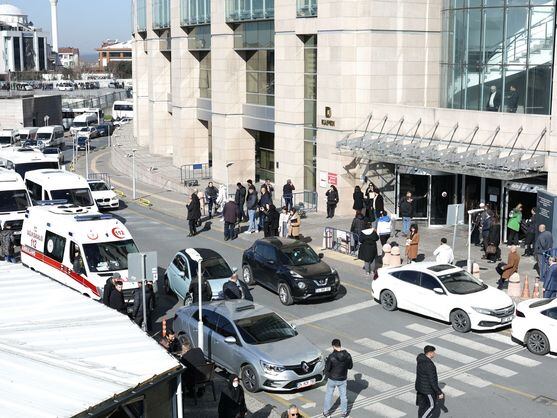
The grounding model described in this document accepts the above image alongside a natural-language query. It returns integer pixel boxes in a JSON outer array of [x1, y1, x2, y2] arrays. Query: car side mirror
[[267, 259, 275, 265], [433, 287, 445, 295], [224, 336, 237, 344], [110, 186, 115, 190], [318, 253, 324, 259]]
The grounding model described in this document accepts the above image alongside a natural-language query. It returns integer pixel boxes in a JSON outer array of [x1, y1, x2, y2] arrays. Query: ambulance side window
[[44, 231, 66, 263], [69, 242, 80, 263], [26, 180, 43, 202]]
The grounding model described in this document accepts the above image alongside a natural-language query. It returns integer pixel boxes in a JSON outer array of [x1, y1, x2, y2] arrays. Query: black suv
[[242, 237, 340, 305]]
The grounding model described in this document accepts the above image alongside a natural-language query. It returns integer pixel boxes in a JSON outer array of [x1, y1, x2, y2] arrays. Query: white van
[[36, 125, 65, 148], [0, 129, 19, 148], [112, 101, 134, 119], [0, 148, 59, 178], [18, 127, 39, 142], [21, 204, 140, 300], [70, 114, 97, 135], [0, 168, 31, 243], [25, 169, 98, 210]]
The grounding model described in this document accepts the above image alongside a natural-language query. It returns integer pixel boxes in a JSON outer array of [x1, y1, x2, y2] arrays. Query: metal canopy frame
[[337, 115, 547, 180]]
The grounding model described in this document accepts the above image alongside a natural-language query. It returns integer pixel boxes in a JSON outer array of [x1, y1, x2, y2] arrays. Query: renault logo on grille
[[301, 361, 309, 373]]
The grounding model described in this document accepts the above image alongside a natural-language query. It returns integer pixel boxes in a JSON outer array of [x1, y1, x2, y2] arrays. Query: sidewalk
[[88, 129, 539, 292]]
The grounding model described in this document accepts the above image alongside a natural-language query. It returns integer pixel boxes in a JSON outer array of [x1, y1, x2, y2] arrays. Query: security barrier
[[114, 189, 126, 198], [138, 198, 153, 208], [281, 191, 318, 216], [323, 226, 359, 256]]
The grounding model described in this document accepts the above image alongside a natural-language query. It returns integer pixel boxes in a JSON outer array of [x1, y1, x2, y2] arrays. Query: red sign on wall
[[327, 172, 338, 186]]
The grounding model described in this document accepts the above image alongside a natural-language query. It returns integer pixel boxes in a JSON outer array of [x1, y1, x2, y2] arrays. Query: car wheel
[[526, 330, 550, 355], [380, 290, 397, 311], [242, 264, 255, 286], [163, 274, 172, 295], [278, 283, 294, 306], [450, 309, 472, 333], [241, 364, 260, 393]]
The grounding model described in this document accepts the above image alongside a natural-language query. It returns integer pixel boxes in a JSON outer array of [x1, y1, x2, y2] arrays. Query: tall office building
[[132, 0, 557, 229]]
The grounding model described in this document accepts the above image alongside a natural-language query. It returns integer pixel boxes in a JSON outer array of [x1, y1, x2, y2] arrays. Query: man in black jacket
[[222, 273, 242, 299], [323, 339, 353, 418], [415, 345, 443, 418], [205, 182, 218, 218], [180, 335, 207, 397], [133, 281, 156, 332], [102, 272, 121, 306], [399, 192, 414, 236], [235, 182, 247, 222], [223, 198, 239, 241]]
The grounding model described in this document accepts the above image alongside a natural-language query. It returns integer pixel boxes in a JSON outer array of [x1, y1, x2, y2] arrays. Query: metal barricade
[[323, 227, 359, 256], [87, 172, 111, 186], [180, 163, 212, 186], [282, 191, 318, 216]]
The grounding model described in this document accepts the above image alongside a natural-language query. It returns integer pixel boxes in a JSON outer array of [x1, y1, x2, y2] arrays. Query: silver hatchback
[[173, 300, 325, 392]]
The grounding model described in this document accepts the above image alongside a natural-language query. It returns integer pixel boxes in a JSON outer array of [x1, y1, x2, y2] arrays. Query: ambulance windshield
[[82, 239, 138, 272], [50, 188, 94, 207]]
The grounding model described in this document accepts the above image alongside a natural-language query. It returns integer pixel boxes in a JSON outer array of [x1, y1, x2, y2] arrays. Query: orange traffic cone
[[532, 278, 540, 298], [162, 317, 167, 338], [521, 275, 530, 299]]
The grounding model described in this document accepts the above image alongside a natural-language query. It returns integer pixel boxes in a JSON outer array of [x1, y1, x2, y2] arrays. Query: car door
[[390, 270, 421, 311], [168, 254, 190, 299], [259, 245, 279, 291], [251, 243, 272, 288], [214, 314, 244, 373], [414, 273, 447, 320], [540, 307, 557, 349]]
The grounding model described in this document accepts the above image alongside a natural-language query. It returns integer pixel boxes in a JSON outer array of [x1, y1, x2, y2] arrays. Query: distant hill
[[80, 53, 99, 64]]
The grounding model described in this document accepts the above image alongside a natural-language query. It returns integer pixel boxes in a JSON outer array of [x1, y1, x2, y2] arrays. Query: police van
[[25, 169, 98, 211], [21, 204, 140, 300], [0, 168, 31, 243]]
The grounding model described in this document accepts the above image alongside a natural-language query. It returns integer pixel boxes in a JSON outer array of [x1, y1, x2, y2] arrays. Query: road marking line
[[491, 383, 538, 400], [396, 392, 416, 405], [301, 402, 316, 409], [479, 363, 517, 377], [503, 354, 541, 367], [360, 358, 415, 382], [348, 370, 396, 392], [452, 373, 492, 388], [439, 334, 499, 354], [292, 300, 374, 326], [277, 393, 301, 400], [355, 338, 387, 350], [480, 332, 515, 346], [413, 343, 477, 364], [442, 385, 465, 398], [387, 350, 452, 373], [382, 331, 412, 342], [405, 323, 438, 334], [364, 402, 407, 418]]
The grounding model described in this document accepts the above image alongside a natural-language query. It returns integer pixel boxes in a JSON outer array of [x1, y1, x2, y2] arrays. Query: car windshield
[[235, 313, 297, 345], [89, 182, 109, 191], [50, 188, 94, 206], [82, 239, 138, 272], [73, 122, 87, 128], [14, 161, 58, 178], [0, 136, 12, 144], [0, 190, 29, 212], [437, 270, 488, 295], [43, 148, 58, 154], [201, 256, 233, 279], [36, 133, 51, 140], [281, 245, 321, 266]]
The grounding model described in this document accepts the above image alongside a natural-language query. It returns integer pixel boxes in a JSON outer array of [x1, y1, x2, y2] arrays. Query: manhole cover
[[533, 395, 557, 406]]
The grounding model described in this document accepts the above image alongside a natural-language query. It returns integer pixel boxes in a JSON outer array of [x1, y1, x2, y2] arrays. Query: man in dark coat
[[205, 182, 218, 218], [133, 281, 156, 332], [245, 186, 258, 233], [218, 374, 247, 418], [350, 213, 366, 241], [358, 228, 379, 276], [535, 224, 554, 282], [103, 272, 121, 306], [282, 179, 295, 211], [258, 186, 273, 231], [180, 336, 207, 397], [415, 345, 443, 418], [222, 198, 238, 241], [109, 281, 127, 314], [399, 192, 414, 236], [222, 273, 242, 300], [323, 339, 352, 417], [507, 85, 519, 113], [187, 194, 202, 237], [523, 207, 537, 256], [325, 185, 339, 219], [235, 182, 247, 222], [486, 85, 501, 111], [264, 204, 280, 237], [189, 275, 213, 303]]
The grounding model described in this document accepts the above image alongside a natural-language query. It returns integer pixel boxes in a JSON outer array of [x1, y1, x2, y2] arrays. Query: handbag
[[495, 262, 506, 276], [486, 244, 497, 255]]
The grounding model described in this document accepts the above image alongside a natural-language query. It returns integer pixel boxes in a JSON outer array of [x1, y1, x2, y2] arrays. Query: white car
[[512, 298, 557, 355], [76, 127, 100, 140], [372, 262, 515, 332], [88, 180, 119, 209]]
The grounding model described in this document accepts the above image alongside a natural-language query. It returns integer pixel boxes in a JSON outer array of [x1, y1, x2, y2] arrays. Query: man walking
[[223, 197, 238, 241], [283, 179, 295, 211], [245, 186, 258, 234], [205, 181, 218, 218], [235, 182, 247, 222], [323, 339, 353, 418], [399, 192, 414, 236], [535, 224, 553, 282], [415, 345, 443, 418]]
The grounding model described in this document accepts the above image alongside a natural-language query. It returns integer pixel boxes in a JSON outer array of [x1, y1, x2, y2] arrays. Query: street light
[[467, 208, 484, 273], [131, 148, 137, 200], [85, 139, 89, 179], [189, 251, 204, 352], [225, 161, 234, 198]]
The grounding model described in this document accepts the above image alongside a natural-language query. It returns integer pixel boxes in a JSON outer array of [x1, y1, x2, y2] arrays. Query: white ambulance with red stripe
[[21, 203, 140, 301]]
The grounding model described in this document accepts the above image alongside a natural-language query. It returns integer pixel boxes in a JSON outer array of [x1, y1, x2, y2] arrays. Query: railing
[[281, 191, 318, 215], [62, 91, 128, 112], [297, 0, 317, 17], [180, 163, 212, 186], [323, 227, 359, 256], [226, 0, 274, 22], [87, 172, 111, 186]]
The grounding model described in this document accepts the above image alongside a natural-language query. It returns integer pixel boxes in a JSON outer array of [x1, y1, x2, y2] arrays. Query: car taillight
[[515, 310, 525, 318]]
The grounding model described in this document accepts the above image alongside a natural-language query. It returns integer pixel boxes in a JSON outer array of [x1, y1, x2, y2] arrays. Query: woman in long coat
[[187, 194, 201, 237], [405, 224, 420, 262], [288, 208, 301, 239], [353, 185, 364, 214], [358, 228, 379, 276]]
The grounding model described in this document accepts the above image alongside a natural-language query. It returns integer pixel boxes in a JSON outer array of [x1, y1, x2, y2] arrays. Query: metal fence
[[62, 91, 129, 112], [281, 191, 318, 215], [323, 227, 359, 256], [87, 172, 111, 186], [180, 163, 211, 186]]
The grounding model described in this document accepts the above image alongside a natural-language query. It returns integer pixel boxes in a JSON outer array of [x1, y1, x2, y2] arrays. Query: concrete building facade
[[132, 0, 556, 231]]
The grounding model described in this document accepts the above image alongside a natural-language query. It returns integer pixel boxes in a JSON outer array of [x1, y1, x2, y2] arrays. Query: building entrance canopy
[[337, 114, 547, 181]]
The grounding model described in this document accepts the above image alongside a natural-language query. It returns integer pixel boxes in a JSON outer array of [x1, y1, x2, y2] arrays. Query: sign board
[[127, 251, 158, 283], [537, 190, 557, 245], [327, 172, 338, 186], [319, 171, 328, 188], [192, 163, 203, 170], [446, 203, 464, 225]]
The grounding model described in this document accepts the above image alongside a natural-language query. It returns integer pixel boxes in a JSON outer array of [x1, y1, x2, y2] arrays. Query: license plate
[[501, 315, 513, 323], [296, 378, 316, 389], [315, 286, 331, 294]]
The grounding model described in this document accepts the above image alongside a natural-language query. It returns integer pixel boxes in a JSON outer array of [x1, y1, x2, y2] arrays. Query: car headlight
[[330, 267, 337, 275], [298, 281, 307, 289], [290, 270, 304, 279], [472, 307, 493, 315], [260, 361, 285, 375]]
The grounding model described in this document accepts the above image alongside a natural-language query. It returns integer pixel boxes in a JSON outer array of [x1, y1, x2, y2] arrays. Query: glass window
[[44, 231, 66, 263], [437, 270, 488, 294], [235, 312, 297, 345], [420, 274, 442, 290], [173, 255, 187, 272], [153, 0, 170, 29], [50, 188, 94, 207], [0, 190, 29, 212], [297, 0, 317, 17], [201, 256, 233, 279], [541, 307, 557, 320], [281, 245, 320, 266], [136, 0, 147, 31], [216, 315, 238, 338], [201, 309, 219, 331], [392, 270, 421, 286], [82, 240, 139, 273]]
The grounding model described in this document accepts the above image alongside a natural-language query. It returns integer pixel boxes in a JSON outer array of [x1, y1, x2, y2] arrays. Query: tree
[[108, 61, 132, 79]]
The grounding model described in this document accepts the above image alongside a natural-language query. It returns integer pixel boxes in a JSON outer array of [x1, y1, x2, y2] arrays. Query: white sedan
[[88, 180, 119, 209], [371, 262, 515, 333], [512, 298, 557, 355]]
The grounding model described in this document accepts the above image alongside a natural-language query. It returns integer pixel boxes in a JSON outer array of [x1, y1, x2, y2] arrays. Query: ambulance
[[0, 168, 31, 243], [21, 203, 140, 301]]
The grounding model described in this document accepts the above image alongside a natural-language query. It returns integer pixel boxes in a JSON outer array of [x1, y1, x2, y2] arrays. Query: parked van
[[24, 169, 98, 210], [18, 127, 39, 141], [21, 204, 140, 300], [0, 168, 31, 243], [36, 125, 65, 148], [112, 101, 134, 119], [70, 114, 97, 135], [0, 148, 59, 178], [0, 129, 19, 148]]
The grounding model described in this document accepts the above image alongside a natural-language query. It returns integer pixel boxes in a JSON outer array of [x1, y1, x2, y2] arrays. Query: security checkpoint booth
[[0, 262, 184, 418]]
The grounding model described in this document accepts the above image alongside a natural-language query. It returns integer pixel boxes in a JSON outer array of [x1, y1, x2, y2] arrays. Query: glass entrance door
[[430, 175, 455, 225]]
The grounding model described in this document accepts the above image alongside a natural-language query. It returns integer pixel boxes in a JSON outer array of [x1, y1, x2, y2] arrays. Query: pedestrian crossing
[[265, 322, 544, 418]]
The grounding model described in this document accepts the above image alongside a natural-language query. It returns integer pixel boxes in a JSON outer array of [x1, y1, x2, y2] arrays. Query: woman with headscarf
[[186, 193, 201, 237], [218, 374, 247, 418], [353, 185, 364, 215], [264, 204, 280, 237]]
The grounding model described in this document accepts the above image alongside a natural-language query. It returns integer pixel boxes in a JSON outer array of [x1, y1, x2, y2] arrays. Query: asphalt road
[[105, 199, 557, 418]]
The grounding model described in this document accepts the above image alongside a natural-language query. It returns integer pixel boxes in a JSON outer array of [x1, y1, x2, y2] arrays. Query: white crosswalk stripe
[[479, 363, 517, 377], [439, 334, 499, 354], [361, 358, 415, 382], [382, 331, 413, 342], [395, 391, 416, 405], [442, 385, 465, 398], [348, 370, 397, 392], [413, 343, 477, 363], [452, 373, 492, 388], [503, 354, 541, 367], [364, 402, 407, 417], [355, 337, 388, 350], [405, 323, 438, 334], [480, 332, 515, 346], [388, 350, 451, 373]]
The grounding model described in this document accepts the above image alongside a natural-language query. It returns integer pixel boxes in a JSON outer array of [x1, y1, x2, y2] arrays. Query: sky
[[6, 0, 132, 55]]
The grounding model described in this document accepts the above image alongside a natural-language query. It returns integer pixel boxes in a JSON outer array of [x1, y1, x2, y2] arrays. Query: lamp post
[[131, 148, 137, 200], [225, 161, 234, 198], [467, 208, 484, 273], [85, 139, 89, 179]]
